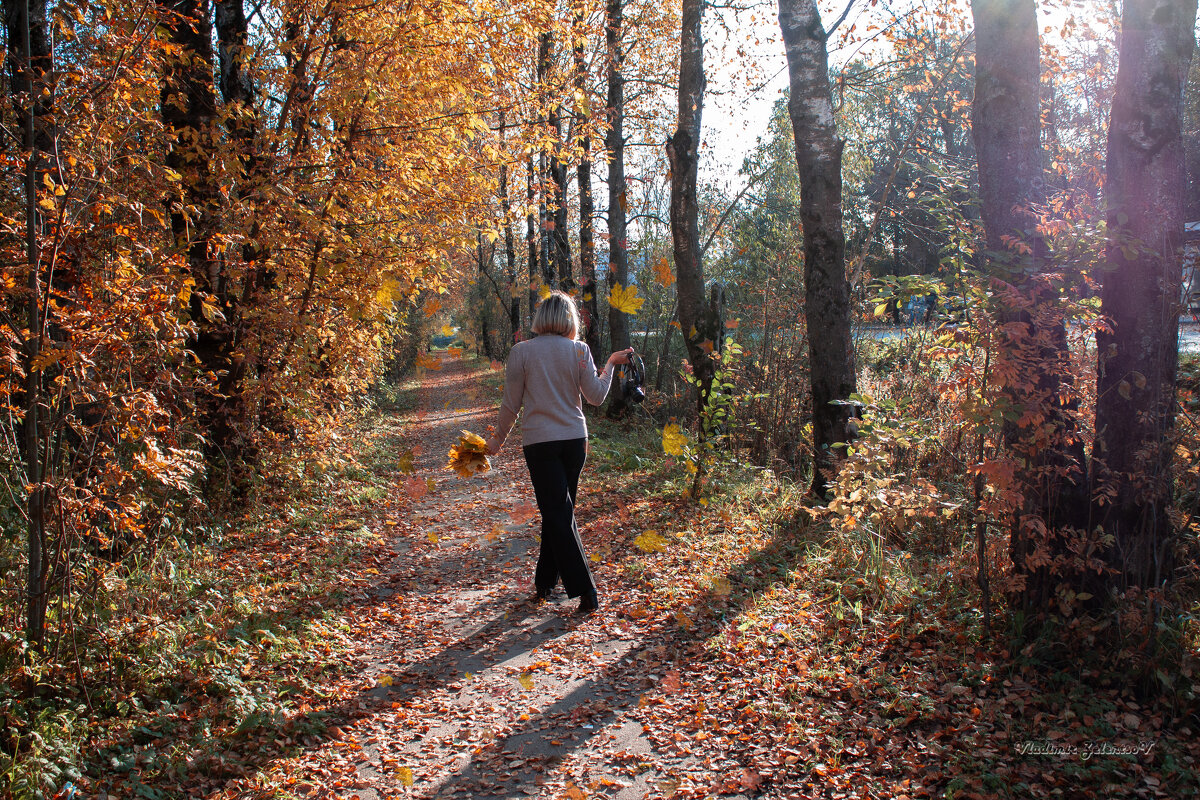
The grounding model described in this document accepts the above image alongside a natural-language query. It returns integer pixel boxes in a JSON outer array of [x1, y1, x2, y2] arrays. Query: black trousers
[[522, 437, 596, 599]]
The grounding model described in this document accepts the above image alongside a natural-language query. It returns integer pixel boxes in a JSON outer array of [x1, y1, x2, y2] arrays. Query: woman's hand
[[485, 435, 503, 456], [606, 347, 635, 369]]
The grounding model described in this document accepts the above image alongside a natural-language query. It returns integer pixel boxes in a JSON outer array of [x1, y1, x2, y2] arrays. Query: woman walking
[[486, 291, 633, 614]]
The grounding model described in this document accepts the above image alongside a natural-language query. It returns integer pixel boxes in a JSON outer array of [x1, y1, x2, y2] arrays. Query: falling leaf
[[378, 674, 394, 687], [491, 359, 504, 371], [652, 256, 675, 287], [608, 282, 645, 315], [634, 530, 668, 553], [614, 496, 629, 523], [517, 671, 534, 690], [397, 448, 416, 475], [416, 351, 442, 371], [403, 476, 427, 500], [486, 525, 504, 542], [739, 769, 764, 791], [508, 503, 537, 525], [441, 323, 454, 336], [662, 423, 688, 457], [538, 283, 552, 300], [428, 532, 439, 543], [398, 766, 413, 787]]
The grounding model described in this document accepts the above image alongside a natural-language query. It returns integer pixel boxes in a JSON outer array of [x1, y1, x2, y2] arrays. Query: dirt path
[[293, 356, 682, 800]]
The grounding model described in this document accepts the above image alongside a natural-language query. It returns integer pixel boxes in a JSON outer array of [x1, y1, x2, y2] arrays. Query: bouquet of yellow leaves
[[448, 430, 491, 478]]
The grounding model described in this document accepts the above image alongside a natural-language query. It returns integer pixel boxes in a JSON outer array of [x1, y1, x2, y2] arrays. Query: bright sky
[[698, 0, 1111, 189]]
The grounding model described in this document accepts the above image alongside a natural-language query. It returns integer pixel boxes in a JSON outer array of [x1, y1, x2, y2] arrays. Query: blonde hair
[[531, 291, 580, 340]]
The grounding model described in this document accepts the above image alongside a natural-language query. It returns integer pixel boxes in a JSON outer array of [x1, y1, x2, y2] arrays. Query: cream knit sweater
[[495, 335, 613, 448]]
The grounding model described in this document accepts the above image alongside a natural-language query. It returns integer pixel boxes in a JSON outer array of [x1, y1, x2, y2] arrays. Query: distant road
[[859, 320, 1200, 354]]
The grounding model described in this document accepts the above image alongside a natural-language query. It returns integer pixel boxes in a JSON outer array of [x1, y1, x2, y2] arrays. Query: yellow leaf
[[538, 284, 552, 300], [378, 674, 394, 687], [441, 324, 454, 336], [608, 282, 645, 315], [634, 530, 668, 553], [398, 766, 413, 787], [428, 532, 439, 543], [662, 423, 688, 456], [375, 277, 403, 307], [517, 671, 534, 690]]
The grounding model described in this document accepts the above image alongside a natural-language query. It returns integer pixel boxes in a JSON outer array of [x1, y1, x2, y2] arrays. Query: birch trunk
[[777, 0, 857, 497]]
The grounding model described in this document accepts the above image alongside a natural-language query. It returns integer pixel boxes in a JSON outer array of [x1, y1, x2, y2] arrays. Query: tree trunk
[[1095, 0, 1198, 591], [971, 0, 1089, 609], [159, 0, 245, 497], [777, 0, 857, 497], [527, 156, 540, 332], [5, 0, 53, 648], [537, 33, 572, 289], [668, 0, 720, 424], [575, 10, 601, 364], [498, 113, 521, 347], [605, 0, 634, 416]]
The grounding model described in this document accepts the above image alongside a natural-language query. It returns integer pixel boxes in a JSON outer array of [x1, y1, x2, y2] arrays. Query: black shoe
[[577, 591, 599, 614], [531, 585, 553, 603]]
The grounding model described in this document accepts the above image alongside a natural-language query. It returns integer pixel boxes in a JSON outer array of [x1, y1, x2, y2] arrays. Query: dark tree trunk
[[216, 0, 271, 297], [1095, 0, 1198, 591], [498, 113, 521, 347], [159, 0, 247, 497], [548, 40, 573, 289], [536, 33, 571, 289], [971, 0, 1089, 609], [605, 0, 634, 416], [777, 0, 857, 497], [526, 156, 540, 332], [5, 0, 53, 648], [667, 0, 720, 424], [575, 12, 601, 364]]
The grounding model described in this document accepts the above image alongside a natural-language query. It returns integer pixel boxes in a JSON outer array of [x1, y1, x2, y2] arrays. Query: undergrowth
[[1, 377, 424, 799]]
